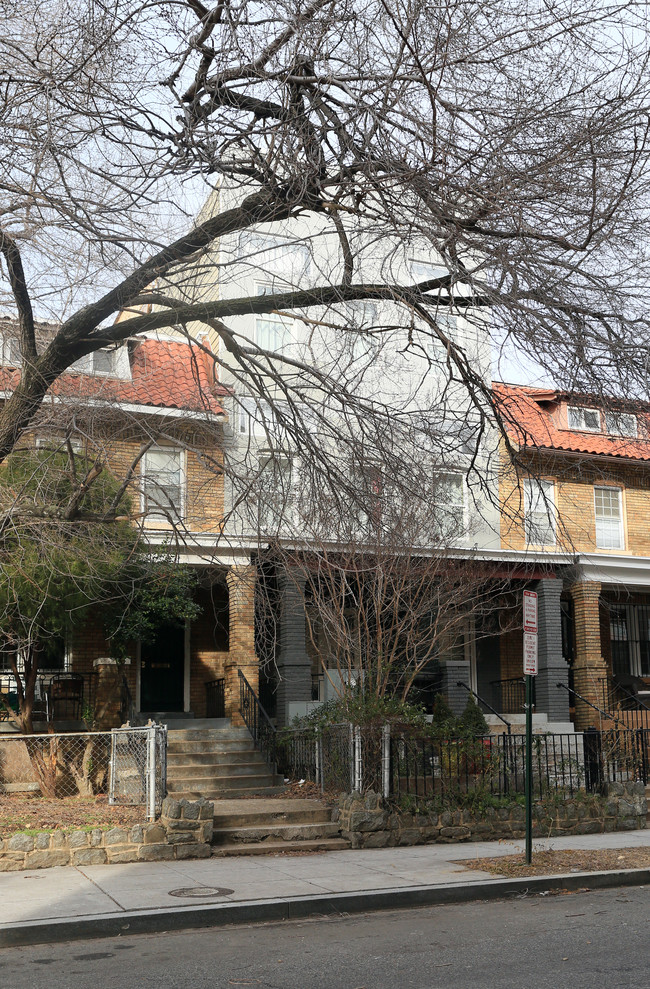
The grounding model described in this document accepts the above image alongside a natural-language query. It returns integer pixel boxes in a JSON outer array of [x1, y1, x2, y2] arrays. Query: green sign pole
[[525, 672, 533, 865]]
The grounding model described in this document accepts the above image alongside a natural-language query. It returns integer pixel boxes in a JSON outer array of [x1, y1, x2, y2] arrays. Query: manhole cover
[[168, 886, 234, 899]]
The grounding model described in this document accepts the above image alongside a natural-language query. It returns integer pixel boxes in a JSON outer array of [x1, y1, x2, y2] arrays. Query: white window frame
[[605, 412, 637, 438], [141, 446, 185, 521], [432, 471, 466, 538], [35, 433, 83, 454], [238, 396, 290, 444], [254, 283, 291, 352], [255, 453, 294, 531], [594, 485, 624, 550], [523, 478, 556, 546], [567, 406, 601, 432], [1, 336, 22, 366]]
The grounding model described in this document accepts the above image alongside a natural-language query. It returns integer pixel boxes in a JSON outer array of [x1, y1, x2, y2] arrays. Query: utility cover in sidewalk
[[168, 886, 234, 898]]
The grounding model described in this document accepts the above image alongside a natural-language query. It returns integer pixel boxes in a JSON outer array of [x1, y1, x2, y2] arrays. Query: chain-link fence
[[0, 725, 167, 818]]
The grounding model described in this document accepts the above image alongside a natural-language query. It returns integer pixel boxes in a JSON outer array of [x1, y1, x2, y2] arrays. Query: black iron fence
[[205, 678, 225, 719], [277, 724, 650, 802]]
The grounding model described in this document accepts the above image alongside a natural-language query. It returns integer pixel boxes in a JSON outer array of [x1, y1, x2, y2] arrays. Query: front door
[[140, 624, 186, 712]]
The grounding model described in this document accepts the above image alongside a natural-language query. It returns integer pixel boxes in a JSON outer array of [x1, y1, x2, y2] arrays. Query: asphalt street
[[0, 885, 647, 989]]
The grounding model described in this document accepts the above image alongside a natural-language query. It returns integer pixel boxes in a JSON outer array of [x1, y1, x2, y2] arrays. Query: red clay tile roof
[[0, 338, 225, 416], [493, 382, 650, 462]]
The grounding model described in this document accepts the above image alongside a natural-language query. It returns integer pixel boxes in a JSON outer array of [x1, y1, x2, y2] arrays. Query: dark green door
[[140, 625, 185, 712]]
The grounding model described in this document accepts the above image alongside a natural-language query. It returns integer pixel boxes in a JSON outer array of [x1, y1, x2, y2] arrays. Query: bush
[[458, 694, 490, 737]]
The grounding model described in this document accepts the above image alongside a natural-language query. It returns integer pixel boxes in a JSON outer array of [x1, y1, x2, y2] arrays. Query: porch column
[[225, 564, 259, 726], [569, 580, 607, 730], [441, 660, 472, 717], [534, 578, 570, 724], [275, 569, 312, 727]]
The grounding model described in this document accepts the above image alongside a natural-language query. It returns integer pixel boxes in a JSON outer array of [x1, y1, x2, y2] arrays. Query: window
[[142, 448, 183, 518], [35, 434, 83, 454], [255, 284, 290, 352], [256, 456, 293, 531], [410, 260, 447, 286], [238, 396, 289, 443], [594, 486, 623, 549], [605, 412, 637, 437], [609, 603, 650, 678], [71, 348, 122, 376], [567, 406, 601, 432], [239, 233, 310, 280], [2, 337, 22, 366], [432, 472, 465, 536], [523, 478, 556, 545]]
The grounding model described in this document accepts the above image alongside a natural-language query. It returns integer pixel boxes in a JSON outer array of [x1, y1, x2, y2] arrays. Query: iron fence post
[[353, 726, 362, 792], [381, 724, 391, 800], [146, 725, 156, 821]]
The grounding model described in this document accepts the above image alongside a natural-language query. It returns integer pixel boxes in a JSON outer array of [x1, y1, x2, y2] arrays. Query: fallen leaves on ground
[[0, 795, 144, 838], [458, 847, 650, 878]]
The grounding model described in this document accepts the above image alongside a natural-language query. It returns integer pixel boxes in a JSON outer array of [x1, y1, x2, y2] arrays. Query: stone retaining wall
[[337, 782, 647, 849], [0, 797, 214, 872]]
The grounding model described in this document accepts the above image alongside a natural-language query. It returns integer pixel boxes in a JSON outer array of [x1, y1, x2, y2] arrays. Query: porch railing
[[598, 677, 650, 731], [205, 677, 225, 719], [238, 669, 277, 771], [489, 677, 535, 715]]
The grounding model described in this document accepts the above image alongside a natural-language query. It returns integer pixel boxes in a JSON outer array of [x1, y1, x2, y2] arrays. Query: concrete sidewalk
[[1, 829, 649, 948]]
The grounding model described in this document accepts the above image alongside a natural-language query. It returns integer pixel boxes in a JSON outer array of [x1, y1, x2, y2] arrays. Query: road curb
[[1, 867, 648, 948]]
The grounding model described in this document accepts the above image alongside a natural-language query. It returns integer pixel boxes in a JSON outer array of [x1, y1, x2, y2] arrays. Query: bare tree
[[0, 0, 649, 480]]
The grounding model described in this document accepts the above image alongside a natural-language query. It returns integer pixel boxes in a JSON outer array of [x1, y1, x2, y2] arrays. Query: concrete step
[[162, 718, 231, 730], [212, 821, 341, 844], [212, 799, 333, 828], [168, 739, 255, 754], [211, 837, 350, 857], [166, 750, 264, 766], [167, 728, 251, 742], [167, 773, 282, 792], [172, 784, 288, 800], [167, 761, 270, 780]]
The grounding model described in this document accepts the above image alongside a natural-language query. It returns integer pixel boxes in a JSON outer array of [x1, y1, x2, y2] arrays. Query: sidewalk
[[1, 829, 649, 948]]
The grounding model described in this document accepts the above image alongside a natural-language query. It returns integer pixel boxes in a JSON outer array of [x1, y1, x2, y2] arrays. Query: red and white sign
[[523, 590, 538, 634], [523, 632, 538, 676]]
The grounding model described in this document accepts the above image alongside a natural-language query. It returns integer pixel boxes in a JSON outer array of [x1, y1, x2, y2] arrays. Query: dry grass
[[459, 847, 650, 878], [0, 795, 144, 838]]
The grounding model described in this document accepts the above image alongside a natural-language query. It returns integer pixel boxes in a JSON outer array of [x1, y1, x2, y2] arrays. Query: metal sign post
[[523, 590, 538, 865]]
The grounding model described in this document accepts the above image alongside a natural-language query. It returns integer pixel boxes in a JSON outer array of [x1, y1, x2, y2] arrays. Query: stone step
[[167, 773, 282, 792], [212, 799, 333, 828], [167, 761, 270, 780], [211, 837, 350, 857], [163, 718, 231, 729], [167, 729, 252, 742], [168, 739, 255, 754], [173, 784, 288, 800], [212, 821, 341, 844], [166, 750, 264, 766]]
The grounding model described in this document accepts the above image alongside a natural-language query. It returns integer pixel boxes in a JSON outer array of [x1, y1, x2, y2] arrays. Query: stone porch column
[[441, 660, 472, 717], [275, 569, 312, 727], [534, 578, 570, 724], [225, 564, 259, 726], [570, 580, 608, 730]]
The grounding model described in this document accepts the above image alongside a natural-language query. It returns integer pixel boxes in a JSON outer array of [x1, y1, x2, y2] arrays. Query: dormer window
[[605, 412, 637, 438], [70, 346, 130, 379], [1, 337, 22, 366], [567, 406, 601, 432]]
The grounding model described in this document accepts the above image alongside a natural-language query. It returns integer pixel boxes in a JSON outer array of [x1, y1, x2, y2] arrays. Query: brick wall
[[225, 565, 259, 725]]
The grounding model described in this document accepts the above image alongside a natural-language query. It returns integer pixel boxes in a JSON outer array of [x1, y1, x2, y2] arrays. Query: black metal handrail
[[556, 682, 629, 729], [205, 678, 225, 718], [598, 677, 650, 731], [457, 681, 511, 734], [238, 669, 277, 771]]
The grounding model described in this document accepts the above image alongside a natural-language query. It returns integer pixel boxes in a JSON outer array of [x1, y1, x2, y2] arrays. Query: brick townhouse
[[0, 319, 261, 729], [495, 382, 650, 730]]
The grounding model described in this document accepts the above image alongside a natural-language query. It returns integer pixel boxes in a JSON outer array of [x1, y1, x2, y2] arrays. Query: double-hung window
[[523, 478, 556, 545], [432, 472, 465, 537], [594, 486, 624, 549], [567, 406, 601, 432], [255, 284, 290, 352], [143, 447, 184, 519]]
